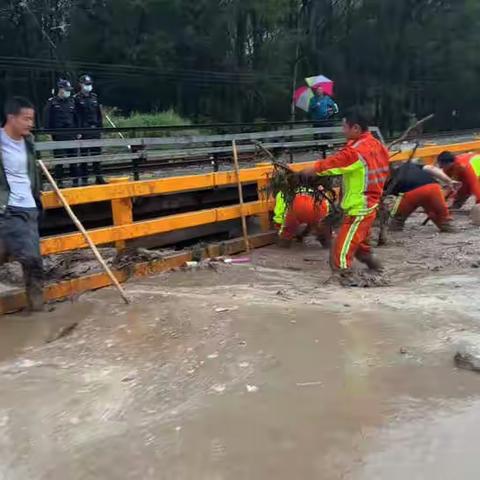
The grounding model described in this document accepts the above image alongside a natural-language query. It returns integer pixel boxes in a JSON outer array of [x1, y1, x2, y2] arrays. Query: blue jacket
[[309, 95, 339, 122]]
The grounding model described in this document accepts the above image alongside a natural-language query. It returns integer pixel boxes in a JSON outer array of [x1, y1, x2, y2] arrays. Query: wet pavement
[[1, 212, 480, 479]]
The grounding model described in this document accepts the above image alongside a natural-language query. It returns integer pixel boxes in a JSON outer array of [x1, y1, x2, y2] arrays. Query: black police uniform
[[43, 95, 79, 185], [74, 91, 104, 184]]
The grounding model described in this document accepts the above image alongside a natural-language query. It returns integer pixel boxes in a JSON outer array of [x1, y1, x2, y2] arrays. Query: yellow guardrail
[[0, 138, 477, 313], [39, 139, 480, 257]]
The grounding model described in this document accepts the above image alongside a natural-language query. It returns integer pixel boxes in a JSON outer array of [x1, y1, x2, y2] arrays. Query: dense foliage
[[1, 0, 479, 133]]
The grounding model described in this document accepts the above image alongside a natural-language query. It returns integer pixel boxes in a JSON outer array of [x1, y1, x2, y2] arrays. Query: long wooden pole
[[232, 141, 250, 253], [38, 160, 131, 304]]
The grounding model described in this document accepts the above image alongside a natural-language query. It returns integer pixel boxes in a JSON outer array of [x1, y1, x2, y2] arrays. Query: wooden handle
[[232, 141, 250, 253]]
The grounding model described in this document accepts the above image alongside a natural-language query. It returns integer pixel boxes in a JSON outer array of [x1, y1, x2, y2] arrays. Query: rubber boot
[[390, 215, 406, 231], [26, 280, 44, 312], [80, 163, 89, 186], [93, 162, 107, 185], [336, 270, 362, 288], [355, 251, 384, 272], [54, 164, 65, 189], [70, 164, 80, 188], [23, 263, 44, 312]]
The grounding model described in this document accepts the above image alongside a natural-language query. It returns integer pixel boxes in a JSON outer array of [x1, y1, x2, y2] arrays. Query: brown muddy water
[[1, 212, 480, 479]]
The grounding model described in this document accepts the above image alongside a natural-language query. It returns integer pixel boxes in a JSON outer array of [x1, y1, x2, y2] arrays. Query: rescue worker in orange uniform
[[437, 151, 480, 209], [301, 110, 390, 280], [273, 189, 332, 248], [388, 161, 458, 232]]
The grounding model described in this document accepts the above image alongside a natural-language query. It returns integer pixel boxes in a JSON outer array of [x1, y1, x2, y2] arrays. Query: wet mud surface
[[1, 211, 480, 478]]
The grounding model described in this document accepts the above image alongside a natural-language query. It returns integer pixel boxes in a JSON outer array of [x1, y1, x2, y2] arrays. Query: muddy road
[[1, 212, 480, 479]]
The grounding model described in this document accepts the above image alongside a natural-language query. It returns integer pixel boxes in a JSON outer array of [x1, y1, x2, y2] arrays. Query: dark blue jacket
[[309, 95, 339, 122]]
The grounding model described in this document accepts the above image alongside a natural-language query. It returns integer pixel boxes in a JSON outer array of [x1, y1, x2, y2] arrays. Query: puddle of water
[[0, 303, 94, 362], [1, 259, 480, 479], [159, 306, 480, 479]]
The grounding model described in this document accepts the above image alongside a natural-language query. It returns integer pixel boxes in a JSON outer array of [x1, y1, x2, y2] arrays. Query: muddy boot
[[337, 270, 362, 287], [438, 221, 457, 233], [23, 263, 45, 312], [95, 176, 107, 185], [355, 251, 384, 272], [389, 215, 406, 232], [277, 238, 293, 249]]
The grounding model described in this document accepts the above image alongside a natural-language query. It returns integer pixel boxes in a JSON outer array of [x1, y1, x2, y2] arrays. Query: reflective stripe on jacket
[[446, 153, 480, 203], [273, 188, 316, 226], [312, 132, 390, 216]]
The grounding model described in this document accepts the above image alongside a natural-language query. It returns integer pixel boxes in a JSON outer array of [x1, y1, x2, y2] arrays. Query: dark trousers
[[54, 148, 79, 186], [0, 207, 44, 308], [80, 131, 103, 184], [313, 120, 334, 140]]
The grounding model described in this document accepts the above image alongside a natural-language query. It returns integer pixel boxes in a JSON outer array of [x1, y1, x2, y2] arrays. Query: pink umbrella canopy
[[293, 74, 335, 112], [305, 75, 335, 97], [293, 86, 314, 112]]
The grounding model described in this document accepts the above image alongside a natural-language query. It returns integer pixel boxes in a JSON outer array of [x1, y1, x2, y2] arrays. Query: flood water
[[1, 241, 480, 479]]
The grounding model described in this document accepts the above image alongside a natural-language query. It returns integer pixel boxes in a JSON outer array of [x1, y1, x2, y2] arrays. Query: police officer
[[74, 74, 105, 185], [44, 79, 79, 187]]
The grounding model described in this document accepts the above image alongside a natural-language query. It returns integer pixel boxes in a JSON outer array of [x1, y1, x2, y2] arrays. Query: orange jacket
[[312, 132, 390, 216], [444, 153, 480, 204]]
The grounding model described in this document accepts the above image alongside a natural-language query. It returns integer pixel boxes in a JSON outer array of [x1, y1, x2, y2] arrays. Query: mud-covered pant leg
[[0, 208, 44, 308], [331, 211, 377, 271]]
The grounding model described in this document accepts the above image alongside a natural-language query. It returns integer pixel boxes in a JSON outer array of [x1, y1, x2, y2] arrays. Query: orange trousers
[[279, 195, 329, 240], [332, 210, 377, 270], [392, 183, 451, 228]]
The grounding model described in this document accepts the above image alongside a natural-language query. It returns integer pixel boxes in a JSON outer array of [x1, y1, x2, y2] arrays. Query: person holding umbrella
[[308, 86, 339, 125]]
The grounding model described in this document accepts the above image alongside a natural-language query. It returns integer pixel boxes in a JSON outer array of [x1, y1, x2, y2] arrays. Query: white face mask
[[61, 90, 71, 99], [82, 85, 93, 93]]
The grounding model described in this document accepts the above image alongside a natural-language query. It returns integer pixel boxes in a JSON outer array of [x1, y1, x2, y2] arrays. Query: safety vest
[[273, 188, 315, 225], [313, 132, 390, 216], [467, 153, 480, 176]]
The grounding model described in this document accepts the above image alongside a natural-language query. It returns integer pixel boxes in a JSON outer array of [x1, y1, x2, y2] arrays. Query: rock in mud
[[454, 345, 480, 372], [46, 322, 79, 344]]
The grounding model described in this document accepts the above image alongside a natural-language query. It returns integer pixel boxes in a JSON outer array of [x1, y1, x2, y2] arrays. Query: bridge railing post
[[108, 177, 133, 252]]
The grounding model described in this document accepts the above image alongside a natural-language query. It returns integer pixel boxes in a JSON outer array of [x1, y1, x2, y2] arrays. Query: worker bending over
[[437, 151, 480, 209], [388, 161, 458, 232], [273, 189, 332, 248], [301, 109, 390, 282]]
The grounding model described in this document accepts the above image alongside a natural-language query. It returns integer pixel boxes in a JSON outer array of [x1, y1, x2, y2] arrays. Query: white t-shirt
[[0, 129, 36, 208]]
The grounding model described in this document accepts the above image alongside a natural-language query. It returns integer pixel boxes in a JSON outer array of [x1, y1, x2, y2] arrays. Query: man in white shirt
[[0, 97, 44, 311]]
